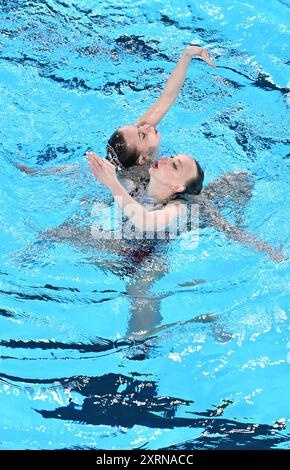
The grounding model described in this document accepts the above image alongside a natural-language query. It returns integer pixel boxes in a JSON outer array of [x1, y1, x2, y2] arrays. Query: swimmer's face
[[120, 124, 161, 164], [149, 154, 199, 192]]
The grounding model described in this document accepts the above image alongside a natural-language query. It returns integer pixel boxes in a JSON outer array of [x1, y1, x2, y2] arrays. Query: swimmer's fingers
[[87, 152, 103, 171], [101, 157, 114, 167], [90, 161, 102, 178], [86, 151, 101, 161], [99, 159, 117, 179], [201, 47, 216, 68], [88, 154, 102, 177], [87, 154, 117, 188], [88, 159, 98, 177], [87, 152, 116, 172], [86, 152, 113, 170], [91, 156, 115, 175], [87, 154, 101, 168], [101, 159, 117, 171]]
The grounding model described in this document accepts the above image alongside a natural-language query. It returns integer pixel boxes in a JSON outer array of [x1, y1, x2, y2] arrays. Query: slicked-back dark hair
[[184, 159, 204, 195], [107, 129, 139, 168]]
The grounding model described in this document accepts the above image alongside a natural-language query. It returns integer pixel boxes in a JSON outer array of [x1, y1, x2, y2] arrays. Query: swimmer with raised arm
[[106, 45, 215, 169], [16, 45, 215, 176]]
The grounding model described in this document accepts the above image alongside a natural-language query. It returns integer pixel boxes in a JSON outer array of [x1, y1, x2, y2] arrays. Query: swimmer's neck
[[146, 179, 174, 203]]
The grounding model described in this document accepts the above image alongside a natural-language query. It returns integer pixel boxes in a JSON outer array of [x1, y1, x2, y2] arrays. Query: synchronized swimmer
[[16, 44, 284, 262]]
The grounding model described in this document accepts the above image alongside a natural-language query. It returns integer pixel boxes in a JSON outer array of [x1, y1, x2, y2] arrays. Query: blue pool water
[[0, 0, 290, 450]]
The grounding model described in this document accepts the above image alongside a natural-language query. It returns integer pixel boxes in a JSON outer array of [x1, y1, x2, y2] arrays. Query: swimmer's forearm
[[204, 202, 284, 261], [135, 54, 191, 127], [16, 162, 78, 176], [161, 52, 192, 100], [38, 163, 78, 175], [225, 226, 283, 261], [160, 46, 216, 102], [135, 46, 215, 127], [108, 180, 179, 231], [216, 222, 283, 261]]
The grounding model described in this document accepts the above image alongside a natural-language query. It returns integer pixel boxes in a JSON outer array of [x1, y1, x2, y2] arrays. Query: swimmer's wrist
[[181, 50, 192, 64], [107, 178, 121, 192]]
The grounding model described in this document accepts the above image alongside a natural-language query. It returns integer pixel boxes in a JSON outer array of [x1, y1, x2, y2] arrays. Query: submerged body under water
[[0, 0, 290, 450]]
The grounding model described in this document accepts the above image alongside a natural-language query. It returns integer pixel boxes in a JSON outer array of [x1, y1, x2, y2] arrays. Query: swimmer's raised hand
[[87, 151, 117, 189], [183, 45, 216, 68]]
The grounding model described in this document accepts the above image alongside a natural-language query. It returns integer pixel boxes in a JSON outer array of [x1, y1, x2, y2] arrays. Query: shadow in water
[[1, 372, 289, 449]]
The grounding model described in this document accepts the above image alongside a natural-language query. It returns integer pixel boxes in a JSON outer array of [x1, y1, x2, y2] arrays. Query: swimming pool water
[[0, 0, 289, 450]]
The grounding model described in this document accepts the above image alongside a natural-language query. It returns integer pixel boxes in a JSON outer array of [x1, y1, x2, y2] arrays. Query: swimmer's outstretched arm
[[134, 45, 216, 128], [88, 153, 185, 232], [202, 199, 285, 262], [15, 162, 78, 176]]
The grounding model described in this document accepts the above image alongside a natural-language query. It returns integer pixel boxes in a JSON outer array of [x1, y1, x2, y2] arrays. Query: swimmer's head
[[107, 123, 161, 169], [149, 154, 204, 196]]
